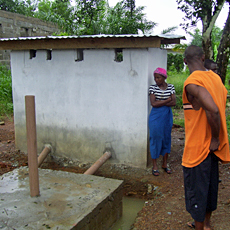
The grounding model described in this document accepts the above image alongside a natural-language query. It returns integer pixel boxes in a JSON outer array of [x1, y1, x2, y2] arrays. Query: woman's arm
[[150, 94, 172, 107], [165, 93, 176, 107]]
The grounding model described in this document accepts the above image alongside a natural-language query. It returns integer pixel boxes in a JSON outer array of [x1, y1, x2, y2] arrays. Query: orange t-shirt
[[182, 70, 230, 167]]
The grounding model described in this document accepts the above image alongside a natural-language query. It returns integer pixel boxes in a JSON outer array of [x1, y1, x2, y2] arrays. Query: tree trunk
[[202, 34, 213, 59], [202, 1, 225, 59], [216, 5, 230, 84]]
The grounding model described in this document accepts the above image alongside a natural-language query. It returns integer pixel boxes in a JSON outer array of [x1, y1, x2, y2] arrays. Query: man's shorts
[[183, 152, 219, 222]]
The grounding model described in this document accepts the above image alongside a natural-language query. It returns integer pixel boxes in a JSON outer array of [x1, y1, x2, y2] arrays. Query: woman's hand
[[150, 94, 172, 107]]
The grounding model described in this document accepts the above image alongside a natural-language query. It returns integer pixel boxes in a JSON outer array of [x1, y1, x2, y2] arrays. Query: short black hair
[[184, 45, 204, 63]]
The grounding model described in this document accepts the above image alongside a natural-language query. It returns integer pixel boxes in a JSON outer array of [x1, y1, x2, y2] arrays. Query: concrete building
[[0, 34, 185, 168], [0, 10, 59, 67]]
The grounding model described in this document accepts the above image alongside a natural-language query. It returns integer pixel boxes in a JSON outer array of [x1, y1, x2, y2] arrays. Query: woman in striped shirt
[[149, 67, 176, 176]]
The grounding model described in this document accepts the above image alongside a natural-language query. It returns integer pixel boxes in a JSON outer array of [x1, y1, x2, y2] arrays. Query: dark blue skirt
[[149, 106, 173, 159]]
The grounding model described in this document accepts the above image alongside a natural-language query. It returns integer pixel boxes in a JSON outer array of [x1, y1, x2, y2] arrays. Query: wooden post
[[25, 95, 40, 197]]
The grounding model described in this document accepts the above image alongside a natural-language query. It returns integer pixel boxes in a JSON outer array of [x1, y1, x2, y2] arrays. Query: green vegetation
[[167, 69, 190, 109], [225, 66, 230, 93], [0, 65, 13, 118], [0, 0, 156, 36], [167, 53, 184, 73], [226, 106, 230, 141]]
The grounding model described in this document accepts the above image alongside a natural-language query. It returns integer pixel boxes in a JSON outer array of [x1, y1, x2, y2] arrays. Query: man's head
[[184, 45, 206, 73], [204, 59, 218, 74]]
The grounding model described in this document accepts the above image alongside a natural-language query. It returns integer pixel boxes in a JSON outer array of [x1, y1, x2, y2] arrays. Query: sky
[[108, 0, 229, 43]]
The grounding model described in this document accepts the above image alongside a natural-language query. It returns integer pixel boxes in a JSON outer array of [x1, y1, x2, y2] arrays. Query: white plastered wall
[[11, 47, 167, 168]]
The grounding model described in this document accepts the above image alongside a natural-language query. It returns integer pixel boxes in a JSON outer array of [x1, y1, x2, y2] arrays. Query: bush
[[167, 53, 184, 73], [0, 64, 13, 117]]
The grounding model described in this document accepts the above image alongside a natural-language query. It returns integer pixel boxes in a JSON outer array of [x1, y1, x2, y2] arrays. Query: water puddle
[[0, 168, 27, 193], [110, 196, 145, 230]]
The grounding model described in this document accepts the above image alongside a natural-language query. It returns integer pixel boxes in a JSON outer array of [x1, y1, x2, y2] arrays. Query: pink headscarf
[[153, 67, 167, 79]]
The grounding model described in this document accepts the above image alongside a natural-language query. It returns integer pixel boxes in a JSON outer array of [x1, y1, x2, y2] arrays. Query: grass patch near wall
[[167, 70, 188, 128], [0, 65, 13, 119], [167, 69, 189, 110]]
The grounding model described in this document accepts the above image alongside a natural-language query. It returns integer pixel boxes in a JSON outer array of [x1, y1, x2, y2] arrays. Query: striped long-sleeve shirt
[[149, 84, 175, 101]]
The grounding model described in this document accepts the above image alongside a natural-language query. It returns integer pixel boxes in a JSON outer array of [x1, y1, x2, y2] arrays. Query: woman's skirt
[[149, 106, 173, 159]]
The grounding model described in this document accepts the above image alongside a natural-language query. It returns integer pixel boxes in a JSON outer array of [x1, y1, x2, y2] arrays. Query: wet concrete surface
[[0, 167, 123, 230]]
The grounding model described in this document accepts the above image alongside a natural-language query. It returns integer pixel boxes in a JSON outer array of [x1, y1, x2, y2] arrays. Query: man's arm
[[185, 84, 220, 152]]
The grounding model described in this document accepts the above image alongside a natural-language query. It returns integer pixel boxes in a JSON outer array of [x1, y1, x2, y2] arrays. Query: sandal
[[152, 169, 159, 176], [162, 167, 172, 174], [187, 221, 195, 228]]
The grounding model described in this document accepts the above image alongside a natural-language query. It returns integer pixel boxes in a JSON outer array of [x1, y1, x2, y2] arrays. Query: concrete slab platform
[[0, 167, 123, 230]]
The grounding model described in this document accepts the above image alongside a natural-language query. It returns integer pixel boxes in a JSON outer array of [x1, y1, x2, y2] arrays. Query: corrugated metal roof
[[0, 33, 186, 50], [0, 33, 186, 42]]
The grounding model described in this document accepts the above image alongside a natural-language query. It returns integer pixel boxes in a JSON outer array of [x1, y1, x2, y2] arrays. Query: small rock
[[0, 121, 5, 125], [79, 163, 86, 168], [147, 184, 153, 194]]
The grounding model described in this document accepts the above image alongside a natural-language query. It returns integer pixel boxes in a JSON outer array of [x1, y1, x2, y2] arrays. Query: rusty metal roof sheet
[[0, 34, 186, 50]]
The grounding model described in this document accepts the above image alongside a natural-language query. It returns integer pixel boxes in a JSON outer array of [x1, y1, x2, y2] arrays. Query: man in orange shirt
[[182, 45, 230, 230]]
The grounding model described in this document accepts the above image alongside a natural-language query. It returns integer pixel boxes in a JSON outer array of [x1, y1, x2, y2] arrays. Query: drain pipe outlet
[[84, 151, 112, 175], [38, 144, 52, 167]]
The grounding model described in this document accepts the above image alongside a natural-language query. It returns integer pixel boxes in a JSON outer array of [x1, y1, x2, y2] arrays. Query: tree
[[177, 0, 230, 84], [35, 0, 75, 34], [0, 0, 36, 16], [104, 1, 156, 34], [75, 0, 108, 35], [0, 0, 156, 37], [161, 26, 178, 35], [189, 28, 202, 47], [216, 6, 230, 83]]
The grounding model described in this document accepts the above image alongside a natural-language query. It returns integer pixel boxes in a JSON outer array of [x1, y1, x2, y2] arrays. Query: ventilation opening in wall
[[47, 50, 52, 60], [30, 50, 36, 59], [75, 49, 84, 62], [115, 48, 123, 62], [20, 27, 29, 37]]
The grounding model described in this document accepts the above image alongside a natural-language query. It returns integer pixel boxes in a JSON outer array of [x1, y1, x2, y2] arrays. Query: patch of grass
[[0, 64, 13, 118], [167, 69, 189, 109], [172, 108, 184, 128]]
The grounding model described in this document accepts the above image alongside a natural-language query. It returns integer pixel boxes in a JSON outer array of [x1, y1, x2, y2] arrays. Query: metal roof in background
[[0, 33, 186, 41], [0, 34, 186, 50]]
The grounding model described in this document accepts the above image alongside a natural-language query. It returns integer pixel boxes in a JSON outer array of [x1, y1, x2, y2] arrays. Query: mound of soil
[[0, 117, 230, 229]]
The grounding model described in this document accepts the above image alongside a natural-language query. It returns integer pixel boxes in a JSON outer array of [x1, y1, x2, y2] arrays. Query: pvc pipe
[[84, 151, 112, 175], [25, 95, 40, 197], [38, 144, 52, 167]]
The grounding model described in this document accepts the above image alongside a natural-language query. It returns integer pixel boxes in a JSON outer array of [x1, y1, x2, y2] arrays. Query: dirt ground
[[0, 117, 230, 230]]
